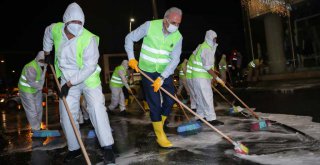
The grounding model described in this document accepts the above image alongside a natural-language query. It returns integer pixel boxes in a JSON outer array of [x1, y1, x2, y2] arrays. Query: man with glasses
[[124, 7, 183, 148]]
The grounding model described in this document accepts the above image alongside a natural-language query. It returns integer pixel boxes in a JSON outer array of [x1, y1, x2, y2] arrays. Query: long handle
[[45, 77, 48, 130], [174, 94, 190, 121], [223, 85, 260, 120], [130, 92, 146, 112], [212, 85, 233, 106], [49, 64, 91, 165], [139, 70, 236, 145]]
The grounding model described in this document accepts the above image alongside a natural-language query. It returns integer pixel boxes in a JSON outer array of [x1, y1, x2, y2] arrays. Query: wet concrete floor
[[0, 84, 320, 165]]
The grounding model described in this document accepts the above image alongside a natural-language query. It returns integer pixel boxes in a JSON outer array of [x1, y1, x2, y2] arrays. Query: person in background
[[218, 54, 228, 83], [42, 2, 115, 163], [191, 30, 225, 126], [228, 49, 243, 87], [18, 51, 47, 133], [186, 45, 200, 112], [176, 59, 190, 103], [108, 60, 131, 116], [246, 57, 263, 83], [125, 7, 183, 148]]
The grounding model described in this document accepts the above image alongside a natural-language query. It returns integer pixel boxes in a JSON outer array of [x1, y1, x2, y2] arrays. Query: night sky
[[0, 0, 245, 84]]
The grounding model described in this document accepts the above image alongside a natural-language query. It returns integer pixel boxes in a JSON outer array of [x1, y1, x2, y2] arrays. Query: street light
[[129, 18, 135, 32], [0, 60, 4, 63]]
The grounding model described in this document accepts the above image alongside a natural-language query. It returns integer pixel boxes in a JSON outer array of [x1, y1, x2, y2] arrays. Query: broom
[[49, 64, 92, 165], [222, 84, 271, 131], [32, 70, 60, 137], [139, 70, 249, 155], [212, 86, 248, 117], [175, 94, 202, 136]]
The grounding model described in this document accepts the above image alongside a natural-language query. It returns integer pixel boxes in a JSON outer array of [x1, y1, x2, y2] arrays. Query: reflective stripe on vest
[[18, 60, 41, 93], [110, 65, 127, 88], [139, 19, 182, 73], [191, 42, 213, 79], [186, 54, 195, 79], [249, 61, 256, 68], [178, 63, 186, 78], [52, 22, 101, 88]]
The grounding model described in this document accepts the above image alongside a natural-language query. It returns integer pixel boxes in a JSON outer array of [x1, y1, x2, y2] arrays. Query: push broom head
[[228, 106, 244, 115], [177, 121, 202, 136], [250, 119, 272, 131], [233, 141, 249, 155], [32, 130, 61, 137]]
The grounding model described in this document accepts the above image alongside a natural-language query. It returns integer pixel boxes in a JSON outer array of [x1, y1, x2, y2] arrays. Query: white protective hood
[[63, 2, 85, 24], [121, 60, 129, 69], [205, 30, 217, 47], [35, 51, 45, 62]]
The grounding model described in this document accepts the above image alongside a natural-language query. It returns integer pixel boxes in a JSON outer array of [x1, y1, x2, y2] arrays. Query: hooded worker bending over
[[18, 51, 47, 132], [125, 7, 183, 148], [42, 2, 115, 164], [192, 30, 225, 126], [108, 60, 131, 116]]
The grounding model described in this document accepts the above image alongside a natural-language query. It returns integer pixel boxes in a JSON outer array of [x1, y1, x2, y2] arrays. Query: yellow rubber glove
[[128, 59, 139, 72], [151, 77, 164, 92], [216, 77, 225, 87]]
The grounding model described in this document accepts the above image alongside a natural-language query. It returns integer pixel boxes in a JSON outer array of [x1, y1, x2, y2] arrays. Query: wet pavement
[[1, 80, 320, 165]]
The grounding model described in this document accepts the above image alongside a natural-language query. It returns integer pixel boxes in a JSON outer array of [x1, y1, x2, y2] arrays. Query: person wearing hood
[[108, 60, 131, 116], [192, 30, 225, 126], [124, 7, 183, 148], [18, 51, 47, 132], [42, 2, 115, 164]]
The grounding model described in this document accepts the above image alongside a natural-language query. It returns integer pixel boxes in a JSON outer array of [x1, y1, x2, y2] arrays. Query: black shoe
[[208, 120, 224, 126], [103, 148, 115, 164], [120, 110, 127, 116], [63, 149, 81, 163]]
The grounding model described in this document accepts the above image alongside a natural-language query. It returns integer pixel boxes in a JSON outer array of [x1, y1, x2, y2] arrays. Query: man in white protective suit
[[108, 60, 132, 116], [18, 51, 46, 132], [42, 2, 115, 164], [192, 30, 225, 126]]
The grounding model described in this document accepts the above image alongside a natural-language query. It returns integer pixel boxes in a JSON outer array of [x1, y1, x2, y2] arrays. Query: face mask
[[67, 23, 83, 36], [166, 19, 178, 33]]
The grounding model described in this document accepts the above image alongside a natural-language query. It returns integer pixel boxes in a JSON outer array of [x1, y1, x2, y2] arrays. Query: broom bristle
[[234, 141, 249, 155], [32, 130, 61, 137], [177, 121, 202, 136]]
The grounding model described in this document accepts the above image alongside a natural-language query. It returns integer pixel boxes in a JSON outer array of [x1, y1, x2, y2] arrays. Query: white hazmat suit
[[19, 51, 47, 131], [108, 60, 129, 112], [192, 30, 218, 121], [43, 3, 114, 151]]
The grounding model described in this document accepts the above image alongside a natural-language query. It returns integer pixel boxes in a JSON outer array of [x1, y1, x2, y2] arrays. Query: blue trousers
[[141, 72, 175, 122]]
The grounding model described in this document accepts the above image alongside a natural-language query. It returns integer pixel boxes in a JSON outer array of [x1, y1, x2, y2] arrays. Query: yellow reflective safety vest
[[18, 60, 41, 93], [52, 22, 101, 88], [139, 19, 182, 73]]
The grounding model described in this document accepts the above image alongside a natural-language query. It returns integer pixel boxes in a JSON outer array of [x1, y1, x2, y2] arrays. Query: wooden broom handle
[[130, 92, 146, 112], [212, 85, 233, 106], [223, 85, 260, 120], [49, 64, 91, 165], [174, 94, 190, 121]]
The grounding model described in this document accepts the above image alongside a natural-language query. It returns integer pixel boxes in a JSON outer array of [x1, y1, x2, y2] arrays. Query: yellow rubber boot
[[125, 99, 128, 106], [143, 101, 150, 110], [161, 115, 167, 126], [152, 121, 172, 148]]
